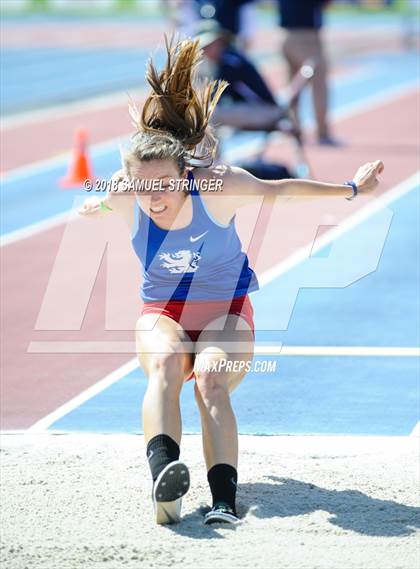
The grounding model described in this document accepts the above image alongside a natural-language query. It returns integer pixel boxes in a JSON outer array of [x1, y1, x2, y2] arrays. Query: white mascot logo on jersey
[[159, 250, 201, 274]]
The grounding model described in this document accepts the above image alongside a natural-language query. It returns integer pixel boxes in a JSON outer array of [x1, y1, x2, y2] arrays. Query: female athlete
[[79, 37, 384, 526]]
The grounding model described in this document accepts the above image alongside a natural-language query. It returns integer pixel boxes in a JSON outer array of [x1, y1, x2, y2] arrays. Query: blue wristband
[[344, 180, 358, 200]]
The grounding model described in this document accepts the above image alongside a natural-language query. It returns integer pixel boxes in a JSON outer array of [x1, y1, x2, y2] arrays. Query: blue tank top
[[131, 170, 259, 302]]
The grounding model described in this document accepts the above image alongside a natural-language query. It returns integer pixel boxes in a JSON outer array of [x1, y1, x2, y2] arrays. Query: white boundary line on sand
[[26, 344, 420, 433]]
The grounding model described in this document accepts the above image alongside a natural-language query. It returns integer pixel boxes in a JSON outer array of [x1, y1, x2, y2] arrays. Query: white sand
[[1, 434, 419, 569]]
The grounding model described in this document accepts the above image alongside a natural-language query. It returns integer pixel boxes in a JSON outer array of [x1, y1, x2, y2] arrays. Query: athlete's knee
[[147, 349, 185, 383], [194, 367, 229, 408]]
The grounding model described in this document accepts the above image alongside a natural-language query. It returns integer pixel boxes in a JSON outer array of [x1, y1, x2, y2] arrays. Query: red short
[[141, 294, 255, 343]]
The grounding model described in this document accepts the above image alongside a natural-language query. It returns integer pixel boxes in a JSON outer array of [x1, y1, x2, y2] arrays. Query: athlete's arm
[[213, 161, 384, 207]]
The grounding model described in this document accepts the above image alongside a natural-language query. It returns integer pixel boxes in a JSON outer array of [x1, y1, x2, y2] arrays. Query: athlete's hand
[[78, 170, 134, 217], [78, 196, 108, 217], [352, 160, 384, 194]]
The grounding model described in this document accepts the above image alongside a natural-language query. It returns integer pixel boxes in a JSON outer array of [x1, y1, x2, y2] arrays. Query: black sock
[[146, 434, 180, 482], [207, 463, 238, 514]]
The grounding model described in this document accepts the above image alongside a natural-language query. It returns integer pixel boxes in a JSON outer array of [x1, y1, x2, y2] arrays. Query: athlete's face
[[129, 159, 188, 219]]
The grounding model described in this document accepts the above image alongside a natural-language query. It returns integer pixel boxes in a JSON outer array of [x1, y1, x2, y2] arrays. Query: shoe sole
[[204, 510, 239, 525], [153, 461, 190, 525]]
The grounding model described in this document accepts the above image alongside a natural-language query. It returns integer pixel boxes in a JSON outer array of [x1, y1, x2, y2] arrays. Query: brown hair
[[123, 36, 227, 175]]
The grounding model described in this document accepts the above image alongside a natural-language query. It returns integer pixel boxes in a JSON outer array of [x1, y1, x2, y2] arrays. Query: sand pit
[[1, 434, 419, 569]]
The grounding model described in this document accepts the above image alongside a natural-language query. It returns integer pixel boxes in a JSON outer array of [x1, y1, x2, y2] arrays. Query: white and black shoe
[[204, 502, 239, 525], [152, 460, 190, 525]]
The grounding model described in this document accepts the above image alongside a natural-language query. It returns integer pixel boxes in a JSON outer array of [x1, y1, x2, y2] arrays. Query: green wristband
[[99, 200, 113, 212]]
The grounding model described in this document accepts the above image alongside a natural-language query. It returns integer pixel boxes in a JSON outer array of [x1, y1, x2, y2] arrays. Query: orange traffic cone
[[59, 128, 94, 188]]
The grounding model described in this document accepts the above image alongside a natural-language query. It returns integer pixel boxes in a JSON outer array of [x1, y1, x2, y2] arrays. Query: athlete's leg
[[193, 314, 254, 521], [136, 313, 194, 524], [136, 313, 194, 444], [193, 314, 254, 469]]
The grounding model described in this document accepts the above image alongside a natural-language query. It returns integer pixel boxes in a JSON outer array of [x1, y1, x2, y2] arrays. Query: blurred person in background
[[196, 19, 288, 131], [195, 19, 314, 178], [164, 0, 200, 38], [208, 0, 258, 51], [164, 0, 258, 50], [401, 0, 420, 50], [277, 0, 338, 146]]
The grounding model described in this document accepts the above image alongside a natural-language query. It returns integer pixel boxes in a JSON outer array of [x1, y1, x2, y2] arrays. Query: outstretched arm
[[216, 160, 384, 206]]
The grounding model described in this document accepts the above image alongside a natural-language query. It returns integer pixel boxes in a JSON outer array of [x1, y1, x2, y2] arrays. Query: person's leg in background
[[282, 29, 336, 145], [310, 31, 331, 143], [282, 30, 303, 133]]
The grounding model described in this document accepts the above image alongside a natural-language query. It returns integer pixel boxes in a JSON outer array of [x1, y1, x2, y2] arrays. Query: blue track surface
[[2, 47, 166, 115], [50, 355, 419, 436]]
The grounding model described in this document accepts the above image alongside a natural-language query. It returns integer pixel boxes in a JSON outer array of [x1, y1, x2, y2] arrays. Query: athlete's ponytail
[[124, 36, 227, 173]]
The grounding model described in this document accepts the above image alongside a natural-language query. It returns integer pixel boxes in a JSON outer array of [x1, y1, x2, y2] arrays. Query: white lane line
[[1, 135, 126, 184], [26, 358, 139, 434], [226, 80, 419, 162], [410, 422, 420, 437], [332, 80, 419, 123], [1, 87, 144, 131], [0, 210, 78, 247], [259, 171, 420, 287], [279, 346, 420, 356], [26, 342, 420, 357], [26, 342, 285, 355]]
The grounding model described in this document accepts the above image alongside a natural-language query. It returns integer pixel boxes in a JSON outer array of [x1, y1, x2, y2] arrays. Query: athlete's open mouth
[[150, 204, 167, 214]]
